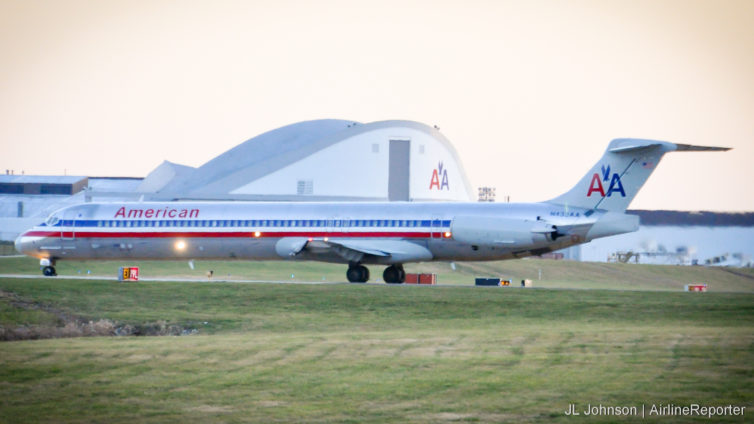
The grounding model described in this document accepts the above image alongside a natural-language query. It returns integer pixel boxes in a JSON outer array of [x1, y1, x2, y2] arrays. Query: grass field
[[1, 262, 753, 423], [2, 255, 754, 292]]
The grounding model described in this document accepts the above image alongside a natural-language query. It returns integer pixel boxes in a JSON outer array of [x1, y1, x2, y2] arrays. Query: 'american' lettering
[[114, 207, 200, 219]]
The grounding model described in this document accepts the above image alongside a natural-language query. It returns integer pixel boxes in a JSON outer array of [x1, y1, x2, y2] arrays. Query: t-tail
[[547, 138, 730, 242], [548, 138, 730, 213]]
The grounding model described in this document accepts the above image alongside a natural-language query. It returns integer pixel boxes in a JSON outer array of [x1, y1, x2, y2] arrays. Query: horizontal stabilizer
[[608, 141, 664, 153], [674, 143, 731, 152], [608, 139, 731, 153]]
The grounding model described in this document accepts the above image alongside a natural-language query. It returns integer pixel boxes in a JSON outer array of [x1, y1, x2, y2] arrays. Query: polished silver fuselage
[[17, 138, 724, 271], [14, 201, 631, 265]]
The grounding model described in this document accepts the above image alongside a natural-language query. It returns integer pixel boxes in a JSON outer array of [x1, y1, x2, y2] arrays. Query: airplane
[[14, 139, 728, 283]]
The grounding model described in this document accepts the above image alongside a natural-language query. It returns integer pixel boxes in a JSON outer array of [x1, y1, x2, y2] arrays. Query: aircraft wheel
[[383, 265, 405, 284], [359, 265, 370, 282], [347, 265, 369, 283], [346, 267, 360, 282], [42, 266, 57, 277]]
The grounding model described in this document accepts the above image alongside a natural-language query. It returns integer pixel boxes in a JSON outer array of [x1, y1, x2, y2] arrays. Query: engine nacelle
[[451, 216, 557, 248]]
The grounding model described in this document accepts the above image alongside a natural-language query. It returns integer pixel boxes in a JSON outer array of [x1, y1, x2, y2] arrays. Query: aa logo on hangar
[[429, 161, 450, 191]]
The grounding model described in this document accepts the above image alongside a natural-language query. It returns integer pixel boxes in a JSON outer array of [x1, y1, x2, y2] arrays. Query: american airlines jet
[[15, 139, 727, 283]]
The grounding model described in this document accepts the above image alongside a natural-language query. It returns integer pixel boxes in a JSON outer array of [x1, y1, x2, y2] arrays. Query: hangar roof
[[137, 161, 195, 193], [0, 175, 87, 184], [158, 119, 352, 196], [153, 119, 472, 200]]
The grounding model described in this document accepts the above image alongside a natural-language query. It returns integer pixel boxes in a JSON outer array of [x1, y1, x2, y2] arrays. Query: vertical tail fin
[[548, 139, 729, 212]]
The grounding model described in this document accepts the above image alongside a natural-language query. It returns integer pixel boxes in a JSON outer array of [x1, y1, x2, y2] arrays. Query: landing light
[[175, 240, 187, 250], [254, 231, 261, 238], [443, 231, 452, 238]]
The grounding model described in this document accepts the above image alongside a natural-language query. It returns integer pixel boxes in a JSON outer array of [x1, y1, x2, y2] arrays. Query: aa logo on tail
[[587, 165, 625, 197]]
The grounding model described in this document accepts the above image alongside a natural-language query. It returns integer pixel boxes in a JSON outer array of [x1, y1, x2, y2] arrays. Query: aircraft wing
[[327, 239, 433, 262], [327, 239, 391, 257], [275, 237, 433, 263]]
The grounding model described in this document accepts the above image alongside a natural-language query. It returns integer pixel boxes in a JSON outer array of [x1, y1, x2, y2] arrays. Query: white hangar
[[0, 119, 474, 241], [143, 119, 473, 202]]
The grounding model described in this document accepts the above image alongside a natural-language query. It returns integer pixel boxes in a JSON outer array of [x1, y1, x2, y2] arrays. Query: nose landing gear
[[40, 259, 57, 276]]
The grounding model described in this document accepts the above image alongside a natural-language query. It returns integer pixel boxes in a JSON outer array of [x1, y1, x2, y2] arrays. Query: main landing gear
[[347, 263, 370, 283], [346, 264, 406, 284], [382, 264, 405, 284]]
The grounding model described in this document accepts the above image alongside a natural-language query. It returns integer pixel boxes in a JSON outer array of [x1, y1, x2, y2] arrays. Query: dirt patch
[[0, 290, 198, 341], [188, 405, 234, 413]]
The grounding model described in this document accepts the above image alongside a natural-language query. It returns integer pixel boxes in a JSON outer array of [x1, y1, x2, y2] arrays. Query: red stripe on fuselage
[[23, 230, 435, 239]]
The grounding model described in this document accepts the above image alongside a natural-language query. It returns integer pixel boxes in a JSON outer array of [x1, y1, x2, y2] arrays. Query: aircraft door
[[60, 210, 77, 240], [430, 216, 443, 239]]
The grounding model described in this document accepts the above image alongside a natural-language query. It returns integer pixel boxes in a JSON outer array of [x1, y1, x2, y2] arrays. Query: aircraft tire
[[359, 265, 370, 282], [347, 265, 369, 283], [383, 265, 404, 284], [42, 266, 57, 277]]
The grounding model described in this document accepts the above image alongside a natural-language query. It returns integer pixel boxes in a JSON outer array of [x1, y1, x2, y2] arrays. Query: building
[[0, 176, 142, 241], [0, 175, 89, 196], [570, 210, 754, 267], [141, 119, 472, 202], [0, 119, 474, 240]]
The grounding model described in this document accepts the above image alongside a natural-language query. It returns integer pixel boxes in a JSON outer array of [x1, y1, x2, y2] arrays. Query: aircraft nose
[[14, 233, 30, 255]]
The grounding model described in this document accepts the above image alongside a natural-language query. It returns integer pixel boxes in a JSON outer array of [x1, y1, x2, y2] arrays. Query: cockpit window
[[46, 215, 60, 226]]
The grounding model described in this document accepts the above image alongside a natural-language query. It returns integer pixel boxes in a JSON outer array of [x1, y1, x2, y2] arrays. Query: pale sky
[[1, 0, 752, 211]]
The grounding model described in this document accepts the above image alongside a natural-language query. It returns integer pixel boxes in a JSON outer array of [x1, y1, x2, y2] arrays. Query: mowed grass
[[2, 255, 754, 292], [1, 276, 753, 423]]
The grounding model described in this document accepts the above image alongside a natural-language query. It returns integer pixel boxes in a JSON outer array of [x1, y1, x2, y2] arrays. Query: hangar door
[[388, 140, 410, 201]]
